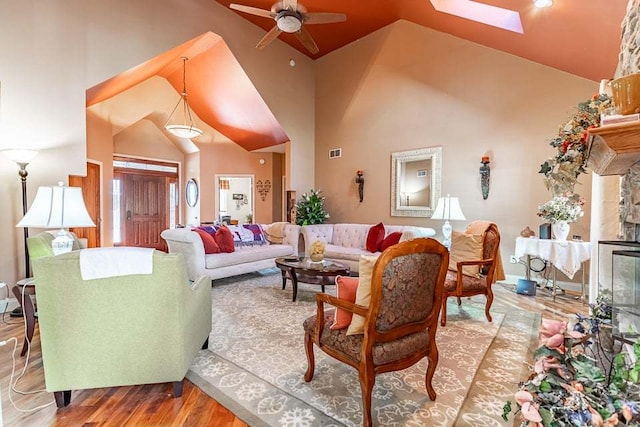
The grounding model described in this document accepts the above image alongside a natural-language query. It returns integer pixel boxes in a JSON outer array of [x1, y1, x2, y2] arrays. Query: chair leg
[[201, 337, 209, 350], [303, 332, 315, 382], [440, 296, 447, 327], [173, 380, 184, 397], [456, 296, 462, 306], [485, 293, 493, 323], [54, 390, 72, 408], [425, 349, 439, 401], [359, 369, 376, 427]]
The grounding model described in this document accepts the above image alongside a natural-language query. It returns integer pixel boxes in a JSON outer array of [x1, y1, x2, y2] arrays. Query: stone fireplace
[[587, 0, 640, 301]]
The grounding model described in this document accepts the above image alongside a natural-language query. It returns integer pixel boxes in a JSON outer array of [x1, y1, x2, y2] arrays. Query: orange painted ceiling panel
[[217, 0, 626, 81], [86, 32, 289, 151]]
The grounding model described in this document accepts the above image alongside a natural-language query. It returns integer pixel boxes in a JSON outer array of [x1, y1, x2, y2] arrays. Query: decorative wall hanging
[[355, 170, 364, 202], [480, 156, 490, 200], [256, 179, 271, 201]]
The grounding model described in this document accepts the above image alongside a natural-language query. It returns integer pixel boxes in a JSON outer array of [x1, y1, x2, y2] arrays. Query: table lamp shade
[[431, 195, 465, 250], [431, 195, 466, 221], [16, 184, 95, 228]]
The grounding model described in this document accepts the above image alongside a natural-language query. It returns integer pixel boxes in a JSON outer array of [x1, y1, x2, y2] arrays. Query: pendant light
[[164, 56, 203, 139]]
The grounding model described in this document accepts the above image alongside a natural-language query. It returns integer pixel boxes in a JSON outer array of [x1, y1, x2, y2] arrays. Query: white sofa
[[160, 224, 300, 281], [300, 223, 436, 273]]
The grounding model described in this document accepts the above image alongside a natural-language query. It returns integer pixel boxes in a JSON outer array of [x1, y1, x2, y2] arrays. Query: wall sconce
[[355, 170, 364, 202], [480, 156, 490, 200], [256, 179, 271, 201]]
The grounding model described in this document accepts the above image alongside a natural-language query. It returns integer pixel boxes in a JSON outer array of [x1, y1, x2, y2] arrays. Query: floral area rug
[[186, 270, 539, 427]]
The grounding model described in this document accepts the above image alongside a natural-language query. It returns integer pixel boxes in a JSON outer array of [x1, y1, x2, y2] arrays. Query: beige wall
[[314, 21, 598, 277], [0, 0, 315, 285], [86, 111, 116, 247], [198, 142, 277, 225]]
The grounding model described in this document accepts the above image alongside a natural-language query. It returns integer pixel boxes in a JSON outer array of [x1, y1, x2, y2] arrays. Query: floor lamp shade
[[16, 183, 95, 255]]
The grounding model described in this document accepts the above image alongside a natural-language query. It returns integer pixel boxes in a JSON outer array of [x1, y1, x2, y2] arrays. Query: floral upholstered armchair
[[441, 221, 502, 326], [302, 238, 449, 427]]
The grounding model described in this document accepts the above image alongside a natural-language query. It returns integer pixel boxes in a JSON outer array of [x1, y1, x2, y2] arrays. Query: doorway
[[216, 175, 254, 225], [113, 157, 179, 250]]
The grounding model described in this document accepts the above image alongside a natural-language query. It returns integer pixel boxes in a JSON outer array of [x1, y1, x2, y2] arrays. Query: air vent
[[329, 148, 342, 159]]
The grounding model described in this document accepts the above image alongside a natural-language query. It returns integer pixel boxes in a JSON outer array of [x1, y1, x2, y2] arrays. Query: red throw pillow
[[380, 231, 402, 252], [214, 226, 235, 253], [330, 276, 359, 330], [193, 228, 220, 254], [366, 222, 385, 252]]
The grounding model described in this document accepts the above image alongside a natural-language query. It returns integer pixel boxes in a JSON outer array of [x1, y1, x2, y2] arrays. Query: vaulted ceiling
[[88, 1, 628, 154], [218, 0, 627, 82]]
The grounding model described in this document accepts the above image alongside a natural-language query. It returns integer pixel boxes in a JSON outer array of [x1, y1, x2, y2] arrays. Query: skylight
[[430, 0, 524, 34]]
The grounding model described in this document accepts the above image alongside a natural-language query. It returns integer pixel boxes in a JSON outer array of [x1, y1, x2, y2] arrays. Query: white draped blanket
[[79, 247, 154, 280]]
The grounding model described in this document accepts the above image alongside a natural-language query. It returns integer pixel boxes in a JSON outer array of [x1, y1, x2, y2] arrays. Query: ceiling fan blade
[[295, 26, 319, 54], [256, 25, 283, 50], [282, 0, 298, 11], [304, 12, 347, 25], [230, 4, 275, 19]]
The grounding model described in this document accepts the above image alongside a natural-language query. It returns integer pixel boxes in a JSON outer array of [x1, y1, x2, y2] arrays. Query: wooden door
[[69, 162, 101, 247], [122, 173, 167, 250]]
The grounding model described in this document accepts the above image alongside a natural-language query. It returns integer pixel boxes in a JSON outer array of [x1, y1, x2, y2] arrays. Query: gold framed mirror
[[391, 146, 442, 217]]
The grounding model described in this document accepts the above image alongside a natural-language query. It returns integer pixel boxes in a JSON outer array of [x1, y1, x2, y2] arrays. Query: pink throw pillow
[[214, 226, 235, 253], [193, 228, 221, 254], [380, 231, 402, 251], [366, 222, 385, 252], [330, 276, 359, 330]]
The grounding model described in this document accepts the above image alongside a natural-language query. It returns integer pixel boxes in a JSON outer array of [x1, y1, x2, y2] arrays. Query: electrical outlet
[[509, 255, 519, 264]]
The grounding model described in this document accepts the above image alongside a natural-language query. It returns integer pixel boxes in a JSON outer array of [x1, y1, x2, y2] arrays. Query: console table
[[515, 237, 591, 301]]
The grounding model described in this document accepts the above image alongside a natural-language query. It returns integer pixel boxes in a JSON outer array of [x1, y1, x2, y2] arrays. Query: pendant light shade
[[164, 57, 203, 139]]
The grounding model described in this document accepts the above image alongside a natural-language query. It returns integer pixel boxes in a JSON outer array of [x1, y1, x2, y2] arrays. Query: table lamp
[[16, 182, 95, 255], [431, 194, 466, 250]]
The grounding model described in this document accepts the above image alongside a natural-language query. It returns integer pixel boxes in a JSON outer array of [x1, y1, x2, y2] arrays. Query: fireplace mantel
[[588, 122, 640, 175]]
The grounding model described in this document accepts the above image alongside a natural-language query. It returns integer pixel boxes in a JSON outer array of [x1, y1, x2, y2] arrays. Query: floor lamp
[[2, 149, 38, 278]]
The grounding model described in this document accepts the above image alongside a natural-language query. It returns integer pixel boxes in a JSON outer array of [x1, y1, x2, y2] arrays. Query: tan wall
[[0, 0, 314, 284], [198, 142, 277, 225], [314, 20, 598, 277], [86, 111, 116, 247]]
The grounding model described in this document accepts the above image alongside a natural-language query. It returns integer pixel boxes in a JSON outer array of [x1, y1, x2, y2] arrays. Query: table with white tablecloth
[[514, 236, 591, 301]]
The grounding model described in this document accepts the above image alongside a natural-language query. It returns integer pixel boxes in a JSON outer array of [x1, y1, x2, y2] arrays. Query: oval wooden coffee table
[[275, 257, 350, 302]]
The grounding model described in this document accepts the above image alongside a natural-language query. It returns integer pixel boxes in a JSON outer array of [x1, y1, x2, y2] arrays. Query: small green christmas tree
[[295, 189, 330, 226]]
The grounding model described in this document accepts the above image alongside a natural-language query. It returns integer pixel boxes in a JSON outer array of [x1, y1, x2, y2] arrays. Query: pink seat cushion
[[330, 276, 359, 330]]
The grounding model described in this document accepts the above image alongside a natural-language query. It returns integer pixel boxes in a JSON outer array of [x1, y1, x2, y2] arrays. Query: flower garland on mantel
[[538, 93, 614, 198]]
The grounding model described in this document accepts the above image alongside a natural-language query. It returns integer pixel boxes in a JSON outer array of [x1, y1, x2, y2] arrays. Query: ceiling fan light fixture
[[276, 14, 302, 32], [164, 57, 203, 139], [533, 0, 552, 8]]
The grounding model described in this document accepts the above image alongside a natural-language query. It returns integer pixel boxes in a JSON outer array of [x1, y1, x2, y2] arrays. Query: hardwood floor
[[0, 315, 247, 426], [0, 282, 586, 426]]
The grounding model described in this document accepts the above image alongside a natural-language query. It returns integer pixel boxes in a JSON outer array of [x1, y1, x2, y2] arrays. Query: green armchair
[[31, 249, 212, 408]]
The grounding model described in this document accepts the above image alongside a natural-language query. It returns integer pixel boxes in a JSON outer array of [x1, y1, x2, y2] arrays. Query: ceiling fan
[[229, 0, 346, 54]]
